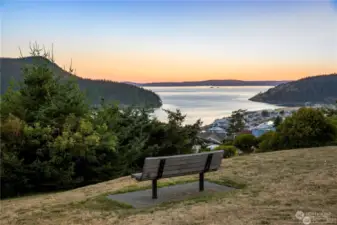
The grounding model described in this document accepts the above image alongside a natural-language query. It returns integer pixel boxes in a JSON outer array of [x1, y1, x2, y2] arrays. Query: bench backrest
[[140, 150, 224, 180]]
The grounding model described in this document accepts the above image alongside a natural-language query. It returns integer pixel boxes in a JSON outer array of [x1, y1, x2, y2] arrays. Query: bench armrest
[[131, 173, 143, 181]]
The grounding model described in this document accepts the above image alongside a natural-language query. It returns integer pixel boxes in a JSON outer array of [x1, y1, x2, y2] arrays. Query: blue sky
[[1, 0, 337, 82]]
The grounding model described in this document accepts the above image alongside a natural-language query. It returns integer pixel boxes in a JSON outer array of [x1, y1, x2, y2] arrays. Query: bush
[[257, 131, 281, 152], [328, 115, 337, 128], [328, 140, 337, 146], [199, 147, 211, 153], [233, 134, 257, 153], [277, 107, 337, 149], [222, 139, 233, 145], [326, 116, 337, 146], [215, 145, 238, 158], [256, 108, 337, 152]]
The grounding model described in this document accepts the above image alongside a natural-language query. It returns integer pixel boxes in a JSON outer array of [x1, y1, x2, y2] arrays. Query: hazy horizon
[[134, 79, 292, 84], [2, 0, 337, 82]]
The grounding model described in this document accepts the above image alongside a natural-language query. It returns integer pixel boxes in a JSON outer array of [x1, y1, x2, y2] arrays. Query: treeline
[[0, 54, 201, 198], [78, 78, 162, 107], [0, 56, 162, 107]]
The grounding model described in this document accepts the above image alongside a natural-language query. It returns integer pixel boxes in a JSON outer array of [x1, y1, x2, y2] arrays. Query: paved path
[[107, 181, 234, 208]]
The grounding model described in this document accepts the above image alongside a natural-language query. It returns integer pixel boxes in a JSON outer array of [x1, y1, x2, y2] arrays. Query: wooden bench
[[131, 150, 224, 199]]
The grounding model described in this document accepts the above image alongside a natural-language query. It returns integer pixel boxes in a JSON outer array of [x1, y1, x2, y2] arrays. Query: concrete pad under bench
[[107, 181, 234, 208]]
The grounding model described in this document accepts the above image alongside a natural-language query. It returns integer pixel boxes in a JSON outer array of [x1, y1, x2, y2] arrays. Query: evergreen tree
[[227, 109, 246, 136], [261, 110, 270, 117], [273, 116, 282, 128]]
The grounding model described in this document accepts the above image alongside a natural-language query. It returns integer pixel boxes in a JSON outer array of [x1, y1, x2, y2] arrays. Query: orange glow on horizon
[[59, 53, 336, 82]]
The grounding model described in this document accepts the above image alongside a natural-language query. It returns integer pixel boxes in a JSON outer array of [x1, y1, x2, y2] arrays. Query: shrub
[[256, 108, 337, 152], [257, 131, 282, 152], [328, 140, 337, 146], [327, 116, 337, 146], [328, 116, 337, 128], [199, 148, 211, 153], [222, 139, 233, 145], [277, 107, 337, 149], [233, 134, 257, 153], [257, 130, 272, 143], [215, 145, 238, 158]]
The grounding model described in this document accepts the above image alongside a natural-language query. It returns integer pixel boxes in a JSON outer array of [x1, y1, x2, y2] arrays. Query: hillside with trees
[[249, 74, 337, 105], [0, 51, 201, 198], [1, 56, 162, 107]]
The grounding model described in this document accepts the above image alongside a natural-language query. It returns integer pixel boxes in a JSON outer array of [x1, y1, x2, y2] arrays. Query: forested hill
[[0, 57, 162, 107], [249, 74, 337, 105]]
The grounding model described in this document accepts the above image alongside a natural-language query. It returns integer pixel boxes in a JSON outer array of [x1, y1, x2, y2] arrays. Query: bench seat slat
[[162, 168, 219, 179], [131, 173, 142, 181], [144, 157, 208, 171], [133, 168, 219, 181], [153, 160, 207, 171], [163, 167, 203, 176]]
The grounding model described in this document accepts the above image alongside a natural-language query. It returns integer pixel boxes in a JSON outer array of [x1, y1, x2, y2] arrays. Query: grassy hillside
[[1, 146, 336, 225], [250, 74, 337, 106], [0, 57, 162, 107]]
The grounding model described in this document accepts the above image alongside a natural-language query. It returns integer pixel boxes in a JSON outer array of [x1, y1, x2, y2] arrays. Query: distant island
[[1, 57, 162, 108], [249, 74, 337, 106], [136, 80, 290, 87]]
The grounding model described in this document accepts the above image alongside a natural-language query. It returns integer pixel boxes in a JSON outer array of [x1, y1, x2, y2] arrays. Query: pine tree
[[227, 109, 246, 136], [273, 116, 282, 128]]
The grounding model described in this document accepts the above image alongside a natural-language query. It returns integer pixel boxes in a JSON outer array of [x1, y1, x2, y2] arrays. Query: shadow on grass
[[147, 177, 247, 210], [112, 177, 198, 195], [75, 195, 133, 211], [113, 176, 246, 196], [75, 175, 247, 216], [210, 177, 247, 189], [120, 181, 246, 218]]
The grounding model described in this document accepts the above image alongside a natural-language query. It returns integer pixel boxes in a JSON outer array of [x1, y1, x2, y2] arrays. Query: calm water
[[144, 86, 281, 125]]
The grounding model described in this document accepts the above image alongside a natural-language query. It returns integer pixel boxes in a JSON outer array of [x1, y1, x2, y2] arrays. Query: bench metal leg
[[199, 173, 204, 191], [152, 179, 158, 199]]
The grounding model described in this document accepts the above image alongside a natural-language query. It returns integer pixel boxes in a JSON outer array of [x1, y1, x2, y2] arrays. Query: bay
[[144, 86, 281, 125]]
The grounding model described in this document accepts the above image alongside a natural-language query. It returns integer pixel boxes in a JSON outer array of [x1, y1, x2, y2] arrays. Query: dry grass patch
[[1, 146, 337, 225]]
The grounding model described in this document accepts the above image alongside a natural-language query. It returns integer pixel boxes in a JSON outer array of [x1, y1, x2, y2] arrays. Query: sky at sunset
[[2, 0, 337, 82]]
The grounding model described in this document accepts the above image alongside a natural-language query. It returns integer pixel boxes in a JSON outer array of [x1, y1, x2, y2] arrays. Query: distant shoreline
[[126, 80, 290, 87]]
